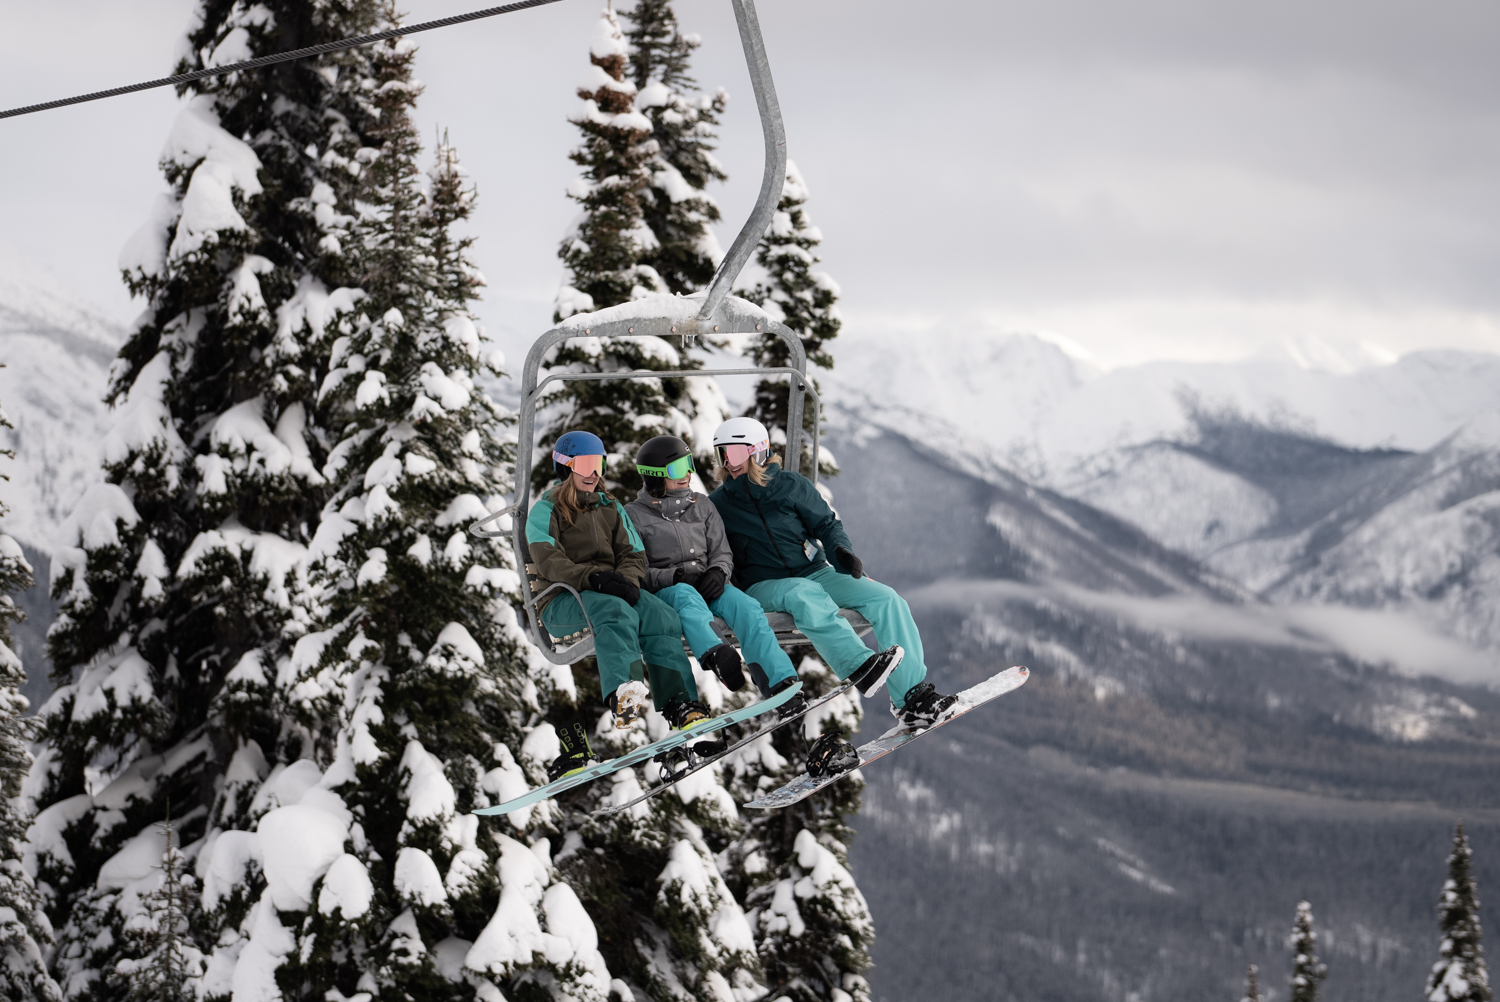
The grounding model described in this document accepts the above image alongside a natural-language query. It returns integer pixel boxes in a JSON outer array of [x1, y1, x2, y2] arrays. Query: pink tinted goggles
[[717, 443, 756, 466], [556, 452, 605, 477]]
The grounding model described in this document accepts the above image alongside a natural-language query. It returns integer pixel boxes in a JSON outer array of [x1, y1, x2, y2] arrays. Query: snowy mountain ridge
[[0, 243, 122, 555], [826, 327, 1500, 484], [825, 328, 1500, 669]]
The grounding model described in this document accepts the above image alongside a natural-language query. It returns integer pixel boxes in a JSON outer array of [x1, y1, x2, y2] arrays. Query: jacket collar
[[644, 487, 697, 515], [722, 462, 782, 501]]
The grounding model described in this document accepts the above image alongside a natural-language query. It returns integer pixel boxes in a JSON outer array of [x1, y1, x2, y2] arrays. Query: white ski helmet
[[712, 417, 772, 468]]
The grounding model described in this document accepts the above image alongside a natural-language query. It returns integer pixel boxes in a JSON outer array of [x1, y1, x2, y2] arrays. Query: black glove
[[834, 546, 864, 579], [672, 567, 688, 584], [694, 566, 727, 602], [589, 570, 640, 605]]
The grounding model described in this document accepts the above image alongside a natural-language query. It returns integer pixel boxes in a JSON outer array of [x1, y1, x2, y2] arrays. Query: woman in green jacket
[[527, 431, 710, 745], [708, 418, 958, 731]]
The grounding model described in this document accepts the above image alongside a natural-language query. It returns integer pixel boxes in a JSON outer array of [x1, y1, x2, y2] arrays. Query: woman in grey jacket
[[624, 436, 803, 709]]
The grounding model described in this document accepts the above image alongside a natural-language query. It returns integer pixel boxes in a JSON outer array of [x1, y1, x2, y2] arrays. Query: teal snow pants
[[656, 582, 799, 694], [745, 564, 926, 707], [541, 588, 698, 710]]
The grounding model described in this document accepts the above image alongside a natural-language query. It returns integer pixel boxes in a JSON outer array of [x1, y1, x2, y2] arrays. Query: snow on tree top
[[782, 158, 810, 203], [589, 6, 629, 59]]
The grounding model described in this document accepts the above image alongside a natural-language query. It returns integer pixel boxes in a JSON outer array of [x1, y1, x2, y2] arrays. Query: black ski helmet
[[635, 435, 692, 498]]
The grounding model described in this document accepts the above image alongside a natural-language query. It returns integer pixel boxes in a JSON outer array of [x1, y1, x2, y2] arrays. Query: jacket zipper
[[750, 495, 795, 575]]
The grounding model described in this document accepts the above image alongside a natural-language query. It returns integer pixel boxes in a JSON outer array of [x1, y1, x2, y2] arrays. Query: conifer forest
[[2, 2, 1500, 1002]]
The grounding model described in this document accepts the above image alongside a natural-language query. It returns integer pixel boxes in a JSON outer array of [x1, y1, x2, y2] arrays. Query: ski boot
[[608, 680, 651, 730], [890, 681, 958, 730], [806, 731, 859, 779], [547, 722, 596, 782], [700, 643, 747, 692], [770, 675, 808, 720], [847, 645, 904, 698]]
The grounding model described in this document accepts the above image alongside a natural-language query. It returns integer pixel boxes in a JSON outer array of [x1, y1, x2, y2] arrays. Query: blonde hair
[[548, 477, 588, 527], [714, 453, 783, 487]]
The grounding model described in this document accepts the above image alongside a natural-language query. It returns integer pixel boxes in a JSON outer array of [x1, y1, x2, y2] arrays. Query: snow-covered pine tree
[[1241, 963, 1262, 1002], [112, 818, 202, 1002], [1426, 821, 1493, 1002], [742, 161, 841, 477], [227, 27, 600, 999], [720, 658, 873, 1002], [0, 387, 60, 1002], [624, 0, 728, 296], [540, 4, 728, 499], [1289, 900, 1327, 1002], [28, 1, 394, 995]]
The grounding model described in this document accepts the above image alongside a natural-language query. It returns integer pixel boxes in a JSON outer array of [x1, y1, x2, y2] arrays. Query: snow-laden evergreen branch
[[1426, 821, 1493, 1002]]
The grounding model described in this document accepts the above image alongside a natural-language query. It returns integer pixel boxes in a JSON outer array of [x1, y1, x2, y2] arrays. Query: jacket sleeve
[[611, 502, 649, 587], [526, 497, 594, 593], [789, 472, 854, 559], [625, 503, 678, 592], [702, 499, 735, 577]]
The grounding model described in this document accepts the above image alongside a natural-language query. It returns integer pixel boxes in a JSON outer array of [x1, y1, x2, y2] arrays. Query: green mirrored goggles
[[636, 454, 694, 480]]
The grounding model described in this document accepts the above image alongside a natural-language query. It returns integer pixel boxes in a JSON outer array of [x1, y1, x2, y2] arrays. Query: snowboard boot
[[663, 697, 726, 755], [891, 681, 958, 730], [806, 732, 859, 779], [771, 675, 808, 720], [701, 643, 747, 692], [608, 680, 651, 729], [847, 645, 904, 698], [547, 722, 596, 782], [747, 661, 773, 699], [662, 697, 713, 731]]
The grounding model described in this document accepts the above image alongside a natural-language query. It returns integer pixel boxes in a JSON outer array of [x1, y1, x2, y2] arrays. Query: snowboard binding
[[652, 731, 729, 782], [805, 732, 859, 779]]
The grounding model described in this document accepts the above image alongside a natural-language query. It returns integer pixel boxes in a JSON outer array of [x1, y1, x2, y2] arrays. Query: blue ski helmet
[[553, 430, 607, 475]]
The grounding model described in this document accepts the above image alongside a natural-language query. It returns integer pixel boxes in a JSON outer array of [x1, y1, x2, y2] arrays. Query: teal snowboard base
[[474, 681, 803, 817]]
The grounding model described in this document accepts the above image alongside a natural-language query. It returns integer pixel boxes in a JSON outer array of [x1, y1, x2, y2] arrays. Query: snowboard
[[592, 678, 857, 817], [473, 680, 803, 817], [743, 666, 1029, 810]]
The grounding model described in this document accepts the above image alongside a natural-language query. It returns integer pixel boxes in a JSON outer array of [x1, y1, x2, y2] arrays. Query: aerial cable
[[0, 0, 568, 122]]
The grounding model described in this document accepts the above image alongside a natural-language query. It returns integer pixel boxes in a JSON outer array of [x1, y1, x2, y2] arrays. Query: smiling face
[[570, 467, 601, 492], [665, 474, 692, 490]]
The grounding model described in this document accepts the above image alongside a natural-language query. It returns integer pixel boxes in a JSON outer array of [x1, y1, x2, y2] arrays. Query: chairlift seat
[[521, 562, 873, 662]]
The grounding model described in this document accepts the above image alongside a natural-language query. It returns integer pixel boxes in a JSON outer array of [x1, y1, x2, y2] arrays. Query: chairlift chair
[[468, 0, 874, 666]]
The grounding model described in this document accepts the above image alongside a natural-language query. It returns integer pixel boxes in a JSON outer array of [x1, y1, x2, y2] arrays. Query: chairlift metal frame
[[469, 0, 872, 665]]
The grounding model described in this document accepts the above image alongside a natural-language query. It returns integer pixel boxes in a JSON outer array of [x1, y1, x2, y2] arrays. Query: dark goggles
[[636, 454, 694, 480]]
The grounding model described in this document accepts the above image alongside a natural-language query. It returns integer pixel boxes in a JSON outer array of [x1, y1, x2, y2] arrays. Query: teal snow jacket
[[708, 463, 854, 588]]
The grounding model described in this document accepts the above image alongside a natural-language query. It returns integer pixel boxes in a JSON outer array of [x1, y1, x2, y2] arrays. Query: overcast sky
[[2, 0, 1499, 370]]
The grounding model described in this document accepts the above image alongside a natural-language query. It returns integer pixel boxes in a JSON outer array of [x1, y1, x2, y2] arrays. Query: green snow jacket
[[708, 463, 854, 588], [525, 487, 648, 613]]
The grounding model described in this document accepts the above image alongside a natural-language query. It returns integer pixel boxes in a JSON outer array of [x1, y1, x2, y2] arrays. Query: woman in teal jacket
[[707, 418, 958, 729]]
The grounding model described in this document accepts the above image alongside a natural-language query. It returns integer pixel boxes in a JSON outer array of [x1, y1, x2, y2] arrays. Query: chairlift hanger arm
[[697, 0, 787, 322]]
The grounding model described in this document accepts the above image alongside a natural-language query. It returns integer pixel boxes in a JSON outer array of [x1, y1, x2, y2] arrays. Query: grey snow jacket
[[624, 487, 733, 592]]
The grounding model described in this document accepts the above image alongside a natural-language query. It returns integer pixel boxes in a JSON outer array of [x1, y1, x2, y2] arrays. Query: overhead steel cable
[[0, 0, 568, 122]]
